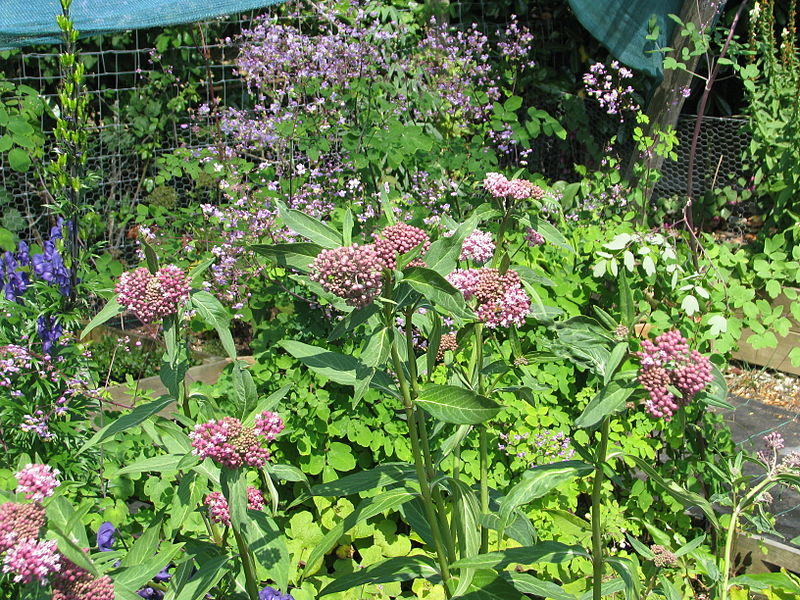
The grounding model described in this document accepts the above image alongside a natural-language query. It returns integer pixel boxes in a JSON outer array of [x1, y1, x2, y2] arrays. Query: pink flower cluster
[[460, 230, 495, 264], [372, 223, 430, 269], [309, 244, 385, 308], [636, 330, 713, 420], [190, 411, 284, 469], [16, 464, 60, 502], [115, 264, 191, 323], [524, 228, 545, 247], [482, 173, 543, 200], [447, 268, 531, 328], [51, 558, 114, 600], [0, 502, 59, 585], [205, 487, 265, 526], [3, 539, 60, 584]]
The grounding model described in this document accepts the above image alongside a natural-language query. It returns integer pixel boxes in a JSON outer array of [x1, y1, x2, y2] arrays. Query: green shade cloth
[[0, 0, 289, 50], [567, 0, 684, 79]]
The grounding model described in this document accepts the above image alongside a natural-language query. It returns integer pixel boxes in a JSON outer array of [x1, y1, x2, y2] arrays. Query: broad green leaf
[[232, 361, 258, 420], [603, 342, 629, 386], [168, 472, 203, 536], [8, 147, 31, 172], [109, 454, 183, 477], [525, 216, 575, 255], [362, 326, 392, 368], [607, 556, 639, 599], [279, 340, 398, 398], [451, 570, 525, 600], [627, 455, 719, 530], [220, 468, 248, 531], [266, 463, 309, 486], [303, 487, 418, 577], [190, 291, 236, 359], [80, 297, 125, 340], [619, 270, 634, 327], [501, 572, 576, 600], [77, 395, 174, 455], [311, 463, 416, 496], [425, 208, 486, 275], [498, 462, 593, 532], [278, 203, 341, 248], [512, 265, 555, 288], [242, 384, 291, 427], [47, 526, 98, 575], [120, 521, 163, 567], [251, 242, 322, 272], [450, 542, 588, 570], [699, 363, 732, 410], [416, 385, 500, 425], [575, 381, 636, 430], [171, 555, 229, 600], [319, 556, 438, 596], [403, 267, 472, 321], [248, 511, 290, 591], [112, 543, 184, 590]]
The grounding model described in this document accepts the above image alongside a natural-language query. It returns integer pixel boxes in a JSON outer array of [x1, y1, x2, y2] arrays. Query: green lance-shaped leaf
[[575, 380, 636, 430], [403, 266, 473, 321], [607, 556, 640, 599], [108, 454, 184, 478], [251, 242, 323, 272], [279, 340, 399, 398], [699, 362, 733, 410], [627, 455, 720, 530], [497, 461, 593, 533], [523, 215, 576, 255], [120, 521, 163, 568], [170, 555, 229, 600], [311, 463, 416, 496], [232, 361, 258, 420], [77, 395, 175, 455], [242, 384, 290, 427], [247, 511, 290, 592], [319, 556, 439, 596], [220, 468, 248, 531], [415, 385, 501, 425], [618, 269, 634, 327], [728, 573, 800, 594], [450, 542, 588, 571], [80, 296, 125, 340], [451, 569, 526, 600], [277, 201, 342, 248], [190, 290, 236, 360], [302, 487, 418, 578], [112, 543, 184, 591], [501, 572, 577, 600], [424, 206, 494, 275]]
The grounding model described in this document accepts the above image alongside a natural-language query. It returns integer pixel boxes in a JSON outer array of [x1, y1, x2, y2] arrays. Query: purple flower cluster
[[0, 499, 59, 586], [524, 228, 545, 247], [310, 244, 386, 308], [460, 230, 495, 264], [498, 429, 575, 467], [372, 223, 430, 270], [115, 265, 191, 324], [16, 464, 60, 501], [52, 558, 114, 600], [447, 268, 531, 328], [582, 61, 639, 122], [189, 412, 284, 469], [205, 487, 265, 526], [636, 330, 713, 420], [482, 173, 543, 200], [260, 587, 294, 600]]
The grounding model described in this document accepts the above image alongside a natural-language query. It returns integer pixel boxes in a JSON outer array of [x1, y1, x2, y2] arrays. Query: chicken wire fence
[[0, 1, 753, 263]]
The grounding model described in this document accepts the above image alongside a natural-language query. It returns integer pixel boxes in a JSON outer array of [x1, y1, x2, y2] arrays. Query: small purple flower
[[37, 315, 63, 356], [260, 586, 294, 600], [96, 521, 116, 552]]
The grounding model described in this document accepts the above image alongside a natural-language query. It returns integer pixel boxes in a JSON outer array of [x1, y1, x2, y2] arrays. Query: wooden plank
[[731, 290, 800, 375], [734, 533, 800, 576]]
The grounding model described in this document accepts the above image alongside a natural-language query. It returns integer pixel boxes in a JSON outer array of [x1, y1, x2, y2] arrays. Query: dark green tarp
[[567, 0, 684, 79]]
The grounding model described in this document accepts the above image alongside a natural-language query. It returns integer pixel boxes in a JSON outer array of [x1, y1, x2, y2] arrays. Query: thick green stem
[[719, 478, 773, 600], [591, 419, 611, 600], [390, 342, 453, 597], [470, 323, 490, 553], [232, 527, 260, 600]]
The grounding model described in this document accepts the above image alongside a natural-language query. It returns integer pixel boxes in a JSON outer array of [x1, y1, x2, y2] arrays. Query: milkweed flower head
[[116, 265, 191, 323], [16, 464, 60, 502], [372, 223, 430, 269], [204, 487, 265, 526], [2, 538, 61, 584], [636, 329, 713, 420], [0, 502, 46, 552], [447, 267, 530, 328], [460, 230, 495, 264], [51, 558, 114, 600], [190, 413, 283, 469], [436, 333, 459, 361], [524, 228, 545, 247], [482, 173, 543, 200], [309, 244, 386, 308]]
